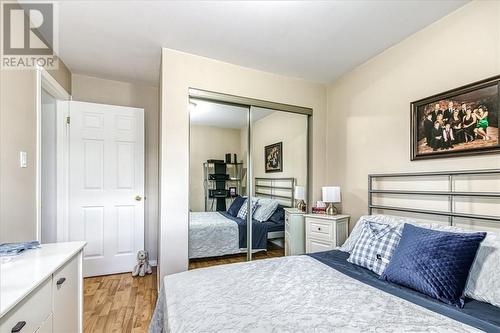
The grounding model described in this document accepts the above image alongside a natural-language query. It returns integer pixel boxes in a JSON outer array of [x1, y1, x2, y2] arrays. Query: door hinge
[[66, 116, 70, 125]]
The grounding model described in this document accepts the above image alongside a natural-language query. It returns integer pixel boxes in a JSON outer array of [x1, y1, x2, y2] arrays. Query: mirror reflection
[[188, 99, 308, 269]]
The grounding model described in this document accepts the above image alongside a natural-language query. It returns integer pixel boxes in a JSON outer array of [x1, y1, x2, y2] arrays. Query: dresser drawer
[[307, 219, 333, 241], [0, 279, 52, 333], [52, 255, 79, 333], [35, 314, 53, 333], [306, 238, 333, 253]]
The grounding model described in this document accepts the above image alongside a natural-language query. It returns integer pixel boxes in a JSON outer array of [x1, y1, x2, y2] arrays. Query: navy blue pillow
[[227, 196, 246, 217], [381, 224, 486, 308], [268, 205, 284, 223]]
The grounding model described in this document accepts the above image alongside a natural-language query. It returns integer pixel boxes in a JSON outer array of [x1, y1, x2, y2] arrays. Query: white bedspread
[[153, 255, 480, 333], [189, 212, 240, 259]]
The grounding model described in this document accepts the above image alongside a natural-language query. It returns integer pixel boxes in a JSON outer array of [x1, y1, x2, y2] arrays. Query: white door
[[68, 101, 144, 277]]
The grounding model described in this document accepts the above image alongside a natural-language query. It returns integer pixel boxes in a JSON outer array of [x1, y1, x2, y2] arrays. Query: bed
[[188, 211, 284, 258], [188, 178, 294, 259], [153, 169, 500, 333], [151, 249, 500, 332]]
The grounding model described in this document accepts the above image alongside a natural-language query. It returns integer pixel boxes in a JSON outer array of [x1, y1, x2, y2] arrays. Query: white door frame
[[35, 66, 71, 242]]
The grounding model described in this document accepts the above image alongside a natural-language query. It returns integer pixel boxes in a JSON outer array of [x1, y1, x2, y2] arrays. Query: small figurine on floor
[[132, 250, 152, 277]]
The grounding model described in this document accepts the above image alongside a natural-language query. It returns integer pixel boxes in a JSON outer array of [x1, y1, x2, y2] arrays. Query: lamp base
[[297, 200, 306, 213], [326, 203, 338, 215]]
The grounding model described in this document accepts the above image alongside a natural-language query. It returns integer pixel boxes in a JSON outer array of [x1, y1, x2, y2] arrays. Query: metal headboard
[[368, 169, 500, 224], [254, 177, 295, 208]]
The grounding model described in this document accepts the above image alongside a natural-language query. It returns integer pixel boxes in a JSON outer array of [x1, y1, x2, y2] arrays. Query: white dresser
[[0, 242, 86, 333], [284, 208, 305, 256], [304, 214, 349, 253]]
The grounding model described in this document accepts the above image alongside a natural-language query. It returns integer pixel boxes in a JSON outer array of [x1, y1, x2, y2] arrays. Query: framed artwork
[[411, 75, 500, 160], [229, 187, 237, 197], [265, 142, 283, 173]]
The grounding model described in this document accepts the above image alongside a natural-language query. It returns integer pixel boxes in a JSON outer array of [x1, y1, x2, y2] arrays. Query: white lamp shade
[[294, 186, 305, 201], [322, 186, 341, 203]]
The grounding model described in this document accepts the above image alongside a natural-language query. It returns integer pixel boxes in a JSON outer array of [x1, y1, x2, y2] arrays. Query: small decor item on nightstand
[[294, 186, 306, 212], [312, 206, 326, 214], [322, 186, 341, 215]]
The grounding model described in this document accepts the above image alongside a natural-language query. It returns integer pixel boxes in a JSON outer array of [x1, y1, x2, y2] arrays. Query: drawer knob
[[318, 227, 322, 231], [56, 277, 66, 286], [11, 321, 26, 332]]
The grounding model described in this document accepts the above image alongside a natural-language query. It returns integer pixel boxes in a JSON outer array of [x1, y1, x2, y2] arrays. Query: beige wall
[[160, 48, 327, 276], [189, 125, 242, 212], [47, 60, 72, 94], [326, 0, 500, 230], [251, 112, 308, 194], [0, 60, 71, 242], [0, 70, 38, 242], [72, 74, 160, 261]]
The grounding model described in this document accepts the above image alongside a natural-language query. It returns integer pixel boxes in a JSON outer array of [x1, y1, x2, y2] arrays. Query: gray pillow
[[253, 198, 279, 222]]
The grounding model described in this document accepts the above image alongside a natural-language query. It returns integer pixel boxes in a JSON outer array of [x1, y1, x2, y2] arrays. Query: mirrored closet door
[[249, 108, 308, 257], [188, 99, 251, 268], [188, 93, 310, 269]]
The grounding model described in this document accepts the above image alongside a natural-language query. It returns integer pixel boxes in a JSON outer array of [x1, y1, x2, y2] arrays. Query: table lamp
[[322, 186, 341, 215], [294, 186, 306, 212]]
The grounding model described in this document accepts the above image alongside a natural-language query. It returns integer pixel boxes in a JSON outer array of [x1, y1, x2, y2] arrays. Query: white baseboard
[[149, 260, 157, 267]]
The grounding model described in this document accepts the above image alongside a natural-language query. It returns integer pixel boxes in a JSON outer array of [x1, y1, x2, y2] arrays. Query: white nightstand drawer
[[306, 238, 333, 253], [308, 220, 333, 241]]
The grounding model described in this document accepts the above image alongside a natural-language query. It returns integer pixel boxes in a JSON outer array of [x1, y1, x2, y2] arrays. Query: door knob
[[135, 195, 142, 201]]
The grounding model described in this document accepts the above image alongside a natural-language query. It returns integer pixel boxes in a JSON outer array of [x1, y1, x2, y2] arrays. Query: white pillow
[[253, 198, 279, 222], [464, 232, 500, 307], [338, 214, 471, 253]]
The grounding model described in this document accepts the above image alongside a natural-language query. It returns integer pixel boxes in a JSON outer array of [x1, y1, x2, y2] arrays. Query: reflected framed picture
[[411, 75, 500, 160], [265, 142, 282, 173], [229, 187, 237, 197]]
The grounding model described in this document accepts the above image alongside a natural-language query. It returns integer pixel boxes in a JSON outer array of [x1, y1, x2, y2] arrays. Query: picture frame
[[229, 187, 237, 197], [411, 75, 500, 160], [265, 142, 283, 173]]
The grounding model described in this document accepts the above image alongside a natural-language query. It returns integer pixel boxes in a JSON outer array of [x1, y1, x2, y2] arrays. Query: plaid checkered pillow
[[347, 220, 403, 275], [237, 198, 259, 219]]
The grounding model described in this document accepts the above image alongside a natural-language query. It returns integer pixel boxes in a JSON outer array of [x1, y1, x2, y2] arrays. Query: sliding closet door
[[187, 90, 310, 265], [249, 107, 308, 257], [188, 99, 251, 265]]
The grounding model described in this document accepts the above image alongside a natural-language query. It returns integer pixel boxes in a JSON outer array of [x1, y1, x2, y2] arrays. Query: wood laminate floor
[[83, 243, 284, 332], [84, 269, 157, 333], [189, 241, 284, 269]]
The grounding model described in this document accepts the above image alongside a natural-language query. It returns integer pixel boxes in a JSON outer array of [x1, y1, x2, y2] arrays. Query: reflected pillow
[[268, 206, 285, 224], [381, 224, 486, 308], [237, 198, 259, 219], [253, 198, 279, 222], [227, 196, 245, 217]]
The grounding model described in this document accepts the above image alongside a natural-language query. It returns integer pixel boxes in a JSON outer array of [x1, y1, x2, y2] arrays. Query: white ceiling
[[57, 0, 468, 85], [189, 99, 274, 128]]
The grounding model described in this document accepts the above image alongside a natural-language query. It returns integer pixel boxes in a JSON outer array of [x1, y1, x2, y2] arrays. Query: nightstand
[[304, 214, 350, 253], [284, 208, 306, 256]]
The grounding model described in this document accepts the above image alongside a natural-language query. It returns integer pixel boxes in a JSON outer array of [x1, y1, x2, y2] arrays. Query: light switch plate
[[19, 151, 27, 168]]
